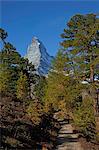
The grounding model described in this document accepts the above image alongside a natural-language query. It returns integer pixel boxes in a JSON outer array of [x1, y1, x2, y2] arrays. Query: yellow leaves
[[16, 72, 29, 100], [0, 72, 10, 93], [26, 100, 43, 125], [0, 65, 11, 94]]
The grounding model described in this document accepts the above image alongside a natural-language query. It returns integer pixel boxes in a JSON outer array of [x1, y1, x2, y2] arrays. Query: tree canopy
[[61, 14, 99, 82]]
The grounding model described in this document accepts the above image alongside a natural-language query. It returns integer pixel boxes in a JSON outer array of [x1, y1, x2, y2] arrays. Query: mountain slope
[[25, 37, 53, 75]]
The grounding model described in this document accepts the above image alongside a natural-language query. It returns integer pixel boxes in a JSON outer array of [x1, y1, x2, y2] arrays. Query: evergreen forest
[[0, 13, 99, 150]]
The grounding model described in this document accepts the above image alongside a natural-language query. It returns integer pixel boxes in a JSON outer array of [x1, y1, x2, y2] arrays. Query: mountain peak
[[32, 37, 39, 43], [25, 37, 53, 75]]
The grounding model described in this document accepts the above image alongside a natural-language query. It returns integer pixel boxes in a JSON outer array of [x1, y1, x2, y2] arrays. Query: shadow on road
[[57, 136, 78, 145]]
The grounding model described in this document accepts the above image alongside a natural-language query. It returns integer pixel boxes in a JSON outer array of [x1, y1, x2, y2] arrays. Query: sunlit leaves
[[16, 72, 29, 101]]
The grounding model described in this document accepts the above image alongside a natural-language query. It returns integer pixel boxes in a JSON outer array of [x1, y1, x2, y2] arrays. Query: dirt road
[[56, 121, 83, 150]]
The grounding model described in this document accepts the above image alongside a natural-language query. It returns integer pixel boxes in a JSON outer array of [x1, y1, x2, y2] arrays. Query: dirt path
[[56, 121, 83, 150]]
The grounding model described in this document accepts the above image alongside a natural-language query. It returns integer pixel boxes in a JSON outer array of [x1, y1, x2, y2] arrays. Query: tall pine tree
[[61, 14, 99, 82]]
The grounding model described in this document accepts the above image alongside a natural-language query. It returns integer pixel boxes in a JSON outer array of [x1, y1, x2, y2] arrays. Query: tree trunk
[[90, 65, 94, 82], [2, 39, 6, 45]]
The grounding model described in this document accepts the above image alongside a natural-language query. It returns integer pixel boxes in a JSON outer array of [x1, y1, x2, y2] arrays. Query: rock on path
[[56, 121, 83, 150]]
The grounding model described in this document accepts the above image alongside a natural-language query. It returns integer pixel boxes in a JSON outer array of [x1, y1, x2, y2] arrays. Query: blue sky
[[1, 0, 99, 56]]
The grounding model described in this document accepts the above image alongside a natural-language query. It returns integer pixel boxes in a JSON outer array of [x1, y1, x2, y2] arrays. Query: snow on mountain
[[25, 37, 53, 75]]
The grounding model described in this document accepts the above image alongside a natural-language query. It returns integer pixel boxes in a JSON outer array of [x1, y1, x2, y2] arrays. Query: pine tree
[[44, 50, 76, 118], [73, 95, 96, 140], [61, 14, 99, 82], [16, 72, 29, 101], [0, 64, 11, 95], [34, 76, 47, 102], [0, 44, 21, 96]]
